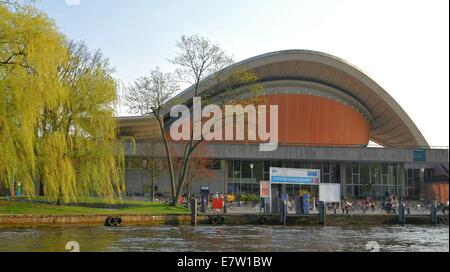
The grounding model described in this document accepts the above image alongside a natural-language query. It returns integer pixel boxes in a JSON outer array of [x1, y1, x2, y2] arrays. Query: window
[[346, 164, 352, 184], [413, 169, 420, 188], [352, 175, 359, 184], [360, 164, 370, 185], [271, 161, 282, 168], [227, 161, 234, 178], [405, 168, 421, 200], [330, 163, 340, 183], [424, 168, 434, 177], [322, 162, 330, 183], [126, 157, 142, 169], [234, 160, 241, 172], [381, 164, 388, 175], [241, 161, 252, 178], [205, 160, 222, 170]]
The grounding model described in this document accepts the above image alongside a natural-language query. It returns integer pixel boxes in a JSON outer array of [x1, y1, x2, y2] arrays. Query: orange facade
[[425, 182, 449, 202], [266, 94, 370, 146], [167, 93, 371, 146]]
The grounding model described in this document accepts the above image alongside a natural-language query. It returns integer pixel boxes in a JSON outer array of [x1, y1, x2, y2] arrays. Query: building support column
[[224, 160, 229, 194], [398, 163, 406, 201], [340, 162, 347, 198]]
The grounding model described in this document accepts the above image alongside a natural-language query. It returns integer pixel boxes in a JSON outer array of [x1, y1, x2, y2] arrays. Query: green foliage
[[0, 3, 68, 197], [239, 193, 260, 202], [0, 3, 125, 203]]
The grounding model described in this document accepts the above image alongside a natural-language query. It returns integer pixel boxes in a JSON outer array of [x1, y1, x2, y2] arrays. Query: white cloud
[[65, 0, 80, 6]]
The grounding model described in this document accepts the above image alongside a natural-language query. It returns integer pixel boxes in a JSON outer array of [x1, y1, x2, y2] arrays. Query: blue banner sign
[[270, 167, 320, 185]]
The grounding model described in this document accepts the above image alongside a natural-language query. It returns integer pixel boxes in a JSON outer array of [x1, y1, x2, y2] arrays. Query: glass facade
[[227, 160, 341, 197], [227, 161, 400, 200], [123, 156, 425, 200], [405, 168, 421, 200], [345, 163, 398, 199]]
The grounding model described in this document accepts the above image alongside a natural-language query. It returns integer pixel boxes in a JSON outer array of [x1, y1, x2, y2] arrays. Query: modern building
[[118, 50, 449, 202]]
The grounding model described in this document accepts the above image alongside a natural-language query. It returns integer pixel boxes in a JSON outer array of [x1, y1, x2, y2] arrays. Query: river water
[[0, 225, 448, 252]]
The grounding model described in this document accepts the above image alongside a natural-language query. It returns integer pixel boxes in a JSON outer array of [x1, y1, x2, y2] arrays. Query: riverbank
[[0, 199, 190, 227], [1, 211, 447, 228], [1, 199, 448, 227], [0, 199, 188, 215]]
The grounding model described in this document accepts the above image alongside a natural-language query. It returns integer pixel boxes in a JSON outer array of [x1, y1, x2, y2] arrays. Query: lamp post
[[235, 170, 241, 207], [420, 168, 425, 200], [250, 163, 254, 194]]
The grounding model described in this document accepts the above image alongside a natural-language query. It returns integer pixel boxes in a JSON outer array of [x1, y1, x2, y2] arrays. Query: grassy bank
[[0, 199, 189, 216]]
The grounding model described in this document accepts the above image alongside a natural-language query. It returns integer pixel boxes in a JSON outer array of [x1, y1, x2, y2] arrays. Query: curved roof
[[175, 50, 429, 147]]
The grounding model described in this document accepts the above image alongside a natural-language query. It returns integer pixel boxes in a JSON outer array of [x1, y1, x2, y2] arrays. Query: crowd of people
[[336, 196, 449, 215], [171, 191, 449, 216]]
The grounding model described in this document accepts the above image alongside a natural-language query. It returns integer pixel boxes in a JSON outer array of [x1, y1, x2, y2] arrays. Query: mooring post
[[319, 201, 325, 225], [279, 199, 287, 226], [191, 198, 197, 226], [295, 196, 302, 215], [296, 196, 304, 215], [278, 199, 283, 224], [398, 201, 406, 225], [223, 200, 227, 214], [430, 201, 438, 225]]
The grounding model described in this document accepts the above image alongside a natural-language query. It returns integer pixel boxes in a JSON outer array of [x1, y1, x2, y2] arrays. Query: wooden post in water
[[278, 199, 283, 224], [191, 198, 197, 226], [398, 201, 406, 225], [430, 201, 438, 225], [295, 196, 303, 215], [319, 201, 325, 225], [279, 200, 287, 226]]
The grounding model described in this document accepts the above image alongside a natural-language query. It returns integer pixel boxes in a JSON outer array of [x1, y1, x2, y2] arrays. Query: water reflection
[[0, 225, 448, 252]]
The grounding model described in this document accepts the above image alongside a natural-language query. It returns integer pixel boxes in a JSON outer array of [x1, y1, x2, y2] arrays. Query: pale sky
[[37, 0, 449, 147]]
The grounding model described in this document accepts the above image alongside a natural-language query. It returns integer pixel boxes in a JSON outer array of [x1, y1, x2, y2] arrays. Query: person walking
[[391, 195, 399, 215], [343, 198, 352, 215]]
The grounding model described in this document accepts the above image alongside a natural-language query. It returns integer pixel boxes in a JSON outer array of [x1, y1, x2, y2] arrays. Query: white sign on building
[[269, 167, 320, 185]]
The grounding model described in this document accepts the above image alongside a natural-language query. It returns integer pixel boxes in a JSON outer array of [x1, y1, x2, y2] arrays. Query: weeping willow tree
[[0, 2, 125, 203], [0, 3, 69, 198], [40, 40, 126, 203]]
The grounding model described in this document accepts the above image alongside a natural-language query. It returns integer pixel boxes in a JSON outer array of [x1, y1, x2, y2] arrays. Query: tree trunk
[[153, 112, 177, 205], [173, 191, 180, 207], [151, 175, 155, 202], [57, 187, 63, 206], [39, 180, 44, 196], [186, 183, 190, 210]]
